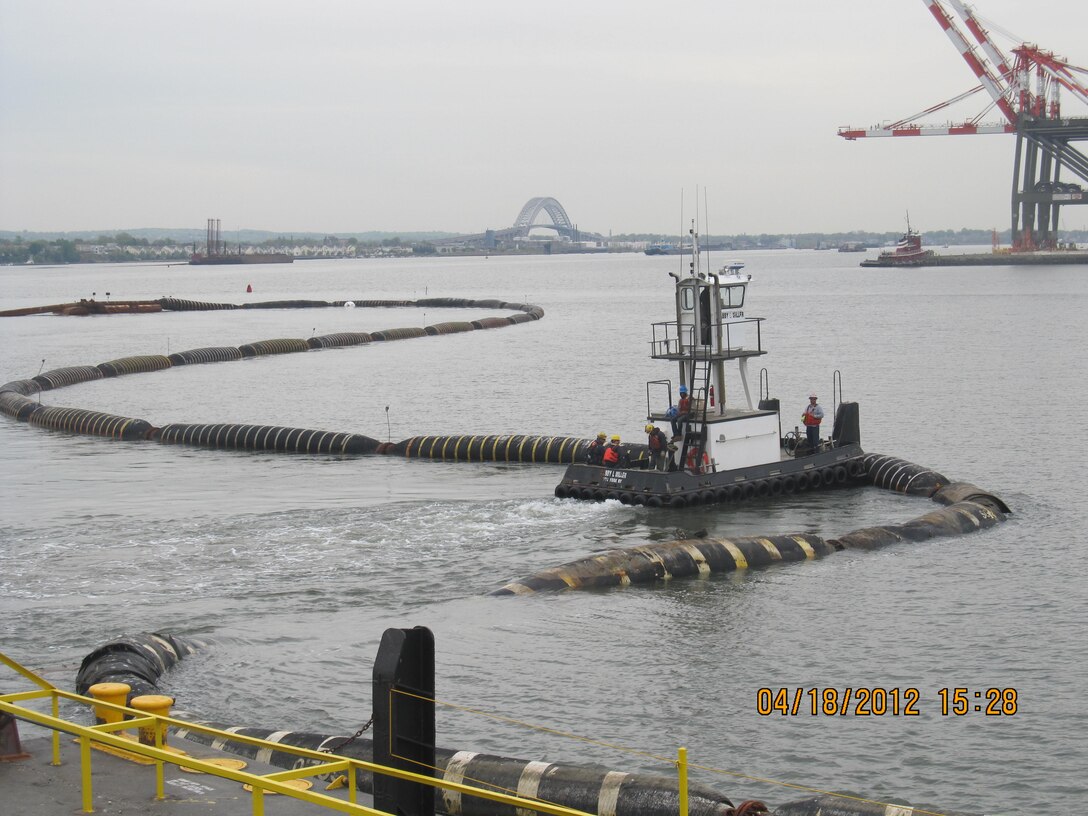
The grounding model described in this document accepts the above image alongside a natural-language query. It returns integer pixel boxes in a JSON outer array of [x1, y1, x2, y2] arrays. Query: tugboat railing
[[649, 317, 765, 361]]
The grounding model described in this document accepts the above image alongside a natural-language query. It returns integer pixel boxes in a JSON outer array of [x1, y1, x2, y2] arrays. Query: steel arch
[[513, 197, 574, 232]]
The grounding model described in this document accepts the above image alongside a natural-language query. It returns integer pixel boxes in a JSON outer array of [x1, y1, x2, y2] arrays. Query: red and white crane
[[838, 0, 1088, 250]]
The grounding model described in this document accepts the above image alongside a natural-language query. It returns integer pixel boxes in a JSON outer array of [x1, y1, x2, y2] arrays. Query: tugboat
[[554, 227, 866, 508], [860, 216, 934, 267]]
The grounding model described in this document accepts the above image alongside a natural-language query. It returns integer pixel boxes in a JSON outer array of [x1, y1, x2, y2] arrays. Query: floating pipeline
[[28, 406, 154, 440], [153, 422, 379, 455], [168, 346, 245, 365], [33, 364, 104, 390], [238, 337, 311, 357], [391, 434, 650, 465], [770, 795, 981, 816], [75, 632, 206, 701], [307, 332, 373, 349], [168, 722, 742, 816], [0, 296, 546, 455], [97, 354, 172, 378], [492, 457, 1010, 595]]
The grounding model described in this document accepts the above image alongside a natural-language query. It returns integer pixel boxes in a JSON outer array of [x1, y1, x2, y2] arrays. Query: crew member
[[602, 434, 622, 466], [671, 385, 691, 438], [802, 393, 824, 455], [585, 432, 607, 465], [645, 424, 669, 471]]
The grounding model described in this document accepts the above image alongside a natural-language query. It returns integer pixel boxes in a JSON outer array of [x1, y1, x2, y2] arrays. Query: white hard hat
[[809, 392, 818, 398]]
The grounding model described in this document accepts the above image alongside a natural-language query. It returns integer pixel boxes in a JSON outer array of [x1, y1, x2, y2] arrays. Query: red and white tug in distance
[[838, 0, 1088, 250]]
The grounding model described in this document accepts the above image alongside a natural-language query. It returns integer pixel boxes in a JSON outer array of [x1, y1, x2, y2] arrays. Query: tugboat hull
[[555, 443, 867, 507]]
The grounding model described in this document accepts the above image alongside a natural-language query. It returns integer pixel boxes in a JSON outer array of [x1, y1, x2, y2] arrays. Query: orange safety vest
[[603, 445, 620, 465]]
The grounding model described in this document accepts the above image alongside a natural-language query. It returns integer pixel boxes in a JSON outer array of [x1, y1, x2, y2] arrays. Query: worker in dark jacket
[[645, 423, 669, 470], [585, 432, 607, 464]]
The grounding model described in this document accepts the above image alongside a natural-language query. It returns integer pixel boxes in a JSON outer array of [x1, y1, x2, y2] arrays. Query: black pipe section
[[97, 355, 172, 378], [33, 365, 104, 390], [862, 453, 948, 496], [168, 346, 245, 365], [306, 332, 373, 349], [75, 632, 205, 702], [394, 434, 597, 464], [772, 795, 981, 816], [240, 300, 331, 309], [0, 378, 43, 396], [158, 297, 237, 311], [28, 406, 154, 440], [168, 723, 740, 816], [493, 534, 834, 595], [153, 423, 379, 454], [238, 338, 310, 357], [0, 392, 40, 421]]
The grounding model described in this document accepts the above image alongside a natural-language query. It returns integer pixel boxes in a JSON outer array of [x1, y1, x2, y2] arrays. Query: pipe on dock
[[169, 723, 741, 816]]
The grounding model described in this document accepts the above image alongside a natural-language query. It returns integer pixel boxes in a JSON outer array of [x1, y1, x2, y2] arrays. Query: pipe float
[[306, 332, 373, 349], [157, 297, 237, 311], [0, 392, 41, 421], [153, 423, 379, 454], [33, 365, 104, 390], [371, 327, 429, 341], [238, 338, 311, 357], [425, 321, 476, 335], [0, 378, 43, 396], [393, 434, 599, 464], [28, 406, 154, 440], [862, 453, 948, 496], [97, 354, 172, 377], [168, 723, 742, 816], [75, 632, 205, 702], [168, 346, 245, 365], [492, 533, 834, 595]]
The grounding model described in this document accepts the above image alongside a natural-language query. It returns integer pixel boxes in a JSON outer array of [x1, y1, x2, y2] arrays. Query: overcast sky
[[2, 0, 1086, 236]]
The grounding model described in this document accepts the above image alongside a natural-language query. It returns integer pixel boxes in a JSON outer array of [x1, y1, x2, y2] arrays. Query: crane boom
[[921, 0, 1017, 122]]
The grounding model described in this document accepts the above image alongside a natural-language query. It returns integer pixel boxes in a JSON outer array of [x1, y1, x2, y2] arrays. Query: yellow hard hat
[[596, 432, 606, 439], [644, 424, 655, 433], [610, 435, 621, 442]]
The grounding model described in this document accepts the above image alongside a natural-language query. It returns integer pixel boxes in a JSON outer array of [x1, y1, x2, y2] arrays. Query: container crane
[[838, 0, 1088, 250]]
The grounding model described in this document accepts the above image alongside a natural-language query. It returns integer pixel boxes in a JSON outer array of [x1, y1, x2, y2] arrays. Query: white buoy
[[344, 301, 355, 308]]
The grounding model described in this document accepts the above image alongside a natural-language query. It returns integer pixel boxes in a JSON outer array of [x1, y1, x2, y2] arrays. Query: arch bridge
[[510, 197, 576, 239]]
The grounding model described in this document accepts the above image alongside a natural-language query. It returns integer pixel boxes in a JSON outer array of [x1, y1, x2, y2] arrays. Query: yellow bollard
[[129, 695, 174, 746], [87, 682, 131, 725]]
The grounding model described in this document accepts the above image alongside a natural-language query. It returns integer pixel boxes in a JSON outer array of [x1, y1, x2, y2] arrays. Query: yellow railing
[[0, 650, 616, 816]]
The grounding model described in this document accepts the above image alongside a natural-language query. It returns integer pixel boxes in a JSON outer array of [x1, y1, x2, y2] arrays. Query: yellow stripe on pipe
[[717, 539, 749, 570], [756, 538, 783, 560], [790, 536, 817, 559]]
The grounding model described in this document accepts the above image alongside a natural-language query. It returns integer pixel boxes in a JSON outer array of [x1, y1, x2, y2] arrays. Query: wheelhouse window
[[721, 284, 745, 309]]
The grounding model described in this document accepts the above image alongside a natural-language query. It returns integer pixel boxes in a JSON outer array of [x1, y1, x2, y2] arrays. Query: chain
[[321, 717, 374, 754]]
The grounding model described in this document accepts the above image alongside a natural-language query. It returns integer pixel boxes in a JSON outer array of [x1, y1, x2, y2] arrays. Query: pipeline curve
[[0, 296, 583, 462], [492, 461, 1010, 595]]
